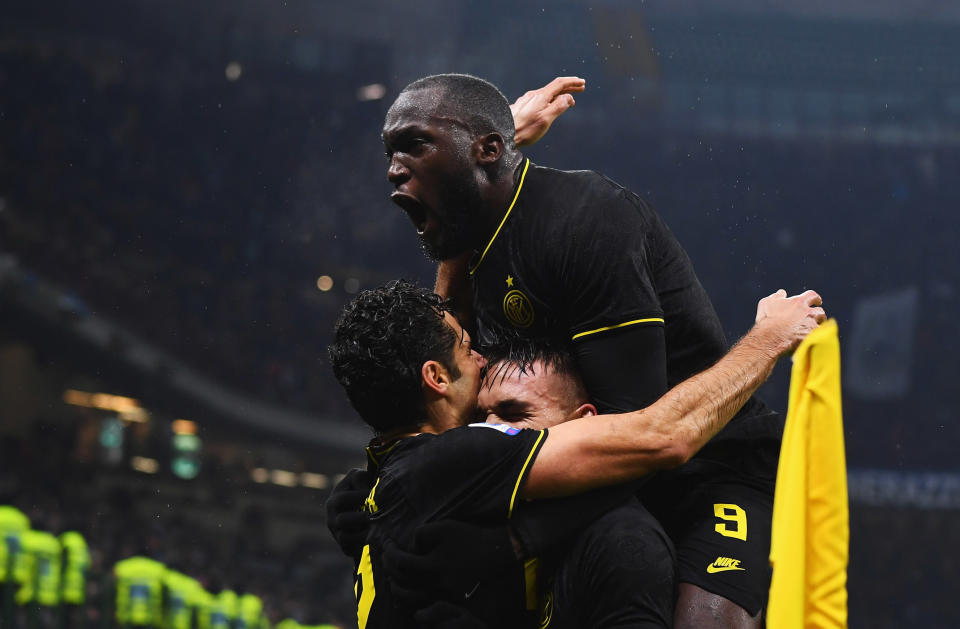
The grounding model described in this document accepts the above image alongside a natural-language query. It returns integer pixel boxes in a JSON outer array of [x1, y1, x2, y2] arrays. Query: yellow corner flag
[[768, 319, 849, 629]]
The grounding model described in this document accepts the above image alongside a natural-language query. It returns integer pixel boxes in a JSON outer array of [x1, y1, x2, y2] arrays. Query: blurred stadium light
[[171, 433, 202, 480], [3, 0, 960, 623], [356, 83, 387, 101], [130, 456, 160, 474]]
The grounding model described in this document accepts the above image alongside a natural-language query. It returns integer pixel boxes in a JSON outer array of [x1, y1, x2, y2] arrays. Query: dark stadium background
[[2, 0, 958, 626]]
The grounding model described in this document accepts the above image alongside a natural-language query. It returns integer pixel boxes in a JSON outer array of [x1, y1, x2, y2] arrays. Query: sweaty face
[[383, 90, 487, 261], [477, 360, 588, 430]]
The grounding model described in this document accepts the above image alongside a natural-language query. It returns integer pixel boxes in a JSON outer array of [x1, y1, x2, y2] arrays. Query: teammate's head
[[478, 336, 595, 429], [398, 74, 517, 151], [329, 279, 485, 435], [384, 74, 519, 261]]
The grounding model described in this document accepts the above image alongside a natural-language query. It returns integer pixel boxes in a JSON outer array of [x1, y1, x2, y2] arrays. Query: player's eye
[[405, 138, 427, 153], [490, 411, 527, 424]]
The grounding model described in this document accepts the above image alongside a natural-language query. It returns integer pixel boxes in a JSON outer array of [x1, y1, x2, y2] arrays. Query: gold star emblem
[[506, 275, 514, 287]]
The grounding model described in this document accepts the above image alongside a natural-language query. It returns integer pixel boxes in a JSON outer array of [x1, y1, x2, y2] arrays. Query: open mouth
[[391, 192, 428, 235]]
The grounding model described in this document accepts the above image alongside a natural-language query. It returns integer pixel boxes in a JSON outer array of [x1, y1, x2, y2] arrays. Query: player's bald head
[[390, 73, 517, 150]]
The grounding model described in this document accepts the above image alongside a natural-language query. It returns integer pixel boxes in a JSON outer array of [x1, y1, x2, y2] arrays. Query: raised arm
[[510, 76, 585, 147], [522, 289, 825, 499]]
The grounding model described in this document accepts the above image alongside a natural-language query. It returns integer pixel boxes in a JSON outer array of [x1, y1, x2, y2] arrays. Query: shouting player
[[380, 73, 786, 627]]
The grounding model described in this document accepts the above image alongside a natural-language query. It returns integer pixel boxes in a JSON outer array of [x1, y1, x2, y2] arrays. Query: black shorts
[[639, 437, 779, 616]]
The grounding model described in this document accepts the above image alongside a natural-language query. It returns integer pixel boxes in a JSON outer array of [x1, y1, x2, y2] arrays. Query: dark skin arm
[[434, 252, 474, 329]]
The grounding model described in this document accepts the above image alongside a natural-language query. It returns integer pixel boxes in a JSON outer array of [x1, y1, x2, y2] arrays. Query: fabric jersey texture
[[640, 439, 779, 615], [467, 158, 782, 609], [540, 498, 677, 629], [468, 159, 778, 443], [357, 424, 676, 628], [357, 424, 547, 629]]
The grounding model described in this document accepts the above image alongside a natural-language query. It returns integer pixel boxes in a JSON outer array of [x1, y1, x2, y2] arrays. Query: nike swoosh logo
[[707, 564, 746, 573], [464, 581, 480, 599]]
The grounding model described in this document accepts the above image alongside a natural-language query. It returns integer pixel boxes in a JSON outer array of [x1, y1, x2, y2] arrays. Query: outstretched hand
[[511, 76, 586, 147], [753, 289, 827, 355]]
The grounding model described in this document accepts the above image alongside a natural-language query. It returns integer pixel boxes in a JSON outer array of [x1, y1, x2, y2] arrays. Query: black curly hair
[[328, 279, 462, 434]]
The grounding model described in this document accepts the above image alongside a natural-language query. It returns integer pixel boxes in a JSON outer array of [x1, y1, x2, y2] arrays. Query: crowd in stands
[[0, 425, 356, 628], [3, 26, 958, 470], [2, 418, 958, 628], [2, 12, 960, 628]]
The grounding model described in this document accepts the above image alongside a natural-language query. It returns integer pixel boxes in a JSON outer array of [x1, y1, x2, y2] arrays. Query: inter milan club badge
[[503, 289, 535, 328]]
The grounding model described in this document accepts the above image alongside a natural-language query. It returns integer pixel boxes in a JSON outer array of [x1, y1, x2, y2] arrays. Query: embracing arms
[[522, 289, 826, 499]]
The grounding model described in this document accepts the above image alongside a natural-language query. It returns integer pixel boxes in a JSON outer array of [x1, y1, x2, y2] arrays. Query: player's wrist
[[740, 322, 789, 361]]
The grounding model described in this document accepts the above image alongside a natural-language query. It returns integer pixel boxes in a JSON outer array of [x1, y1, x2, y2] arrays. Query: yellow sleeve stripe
[[469, 158, 530, 277], [508, 429, 545, 519], [571, 317, 665, 341]]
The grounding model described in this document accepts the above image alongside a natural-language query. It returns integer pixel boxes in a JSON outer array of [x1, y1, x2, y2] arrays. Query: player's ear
[[421, 360, 452, 396], [475, 132, 505, 166], [571, 403, 597, 419]]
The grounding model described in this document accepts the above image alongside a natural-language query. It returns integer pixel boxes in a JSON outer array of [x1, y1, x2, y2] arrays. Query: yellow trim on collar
[[469, 158, 531, 276], [365, 439, 403, 468]]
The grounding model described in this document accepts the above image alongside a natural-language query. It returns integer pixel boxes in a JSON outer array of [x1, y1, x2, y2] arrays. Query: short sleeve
[[540, 182, 665, 341], [411, 425, 547, 524]]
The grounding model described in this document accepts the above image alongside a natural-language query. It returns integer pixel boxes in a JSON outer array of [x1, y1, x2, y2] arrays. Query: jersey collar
[[365, 438, 403, 470], [468, 158, 530, 277], [365, 431, 427, 469]]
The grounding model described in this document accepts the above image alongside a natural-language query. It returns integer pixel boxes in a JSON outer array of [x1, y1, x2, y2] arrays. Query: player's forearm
[[632, 325, 782, 465], [434, 253, 474, 323], [523, 324, 782, 499]]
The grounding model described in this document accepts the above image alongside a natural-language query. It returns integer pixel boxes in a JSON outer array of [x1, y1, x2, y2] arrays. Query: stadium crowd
[[0, 426, 356, 628], [3, 29, 958, 472], [2, 10, 959, 628]]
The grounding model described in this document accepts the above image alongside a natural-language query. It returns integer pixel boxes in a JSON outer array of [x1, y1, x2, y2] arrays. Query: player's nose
[[472, 350, 487, 369], [387, 155, 410, 186]]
